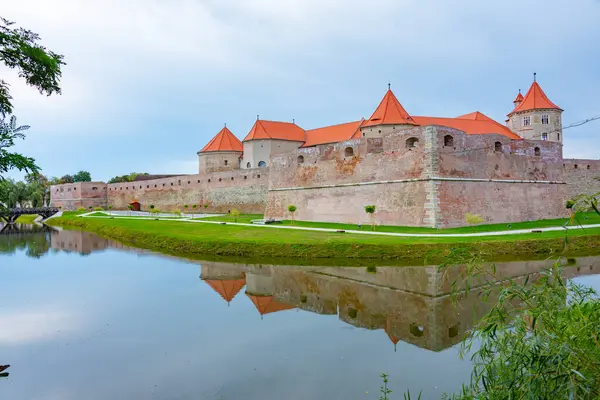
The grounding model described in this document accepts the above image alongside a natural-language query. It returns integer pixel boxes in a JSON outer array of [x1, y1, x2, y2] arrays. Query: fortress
[[50, 78, 600, 227]]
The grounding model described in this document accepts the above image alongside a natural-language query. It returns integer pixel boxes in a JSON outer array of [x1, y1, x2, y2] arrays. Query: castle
[[51, 77, 600, 227]]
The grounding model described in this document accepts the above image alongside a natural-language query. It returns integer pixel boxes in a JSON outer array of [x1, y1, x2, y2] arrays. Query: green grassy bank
[[200, 212, 600, 234], [47, 212, 600, 263], [15, 214, 39, 223]]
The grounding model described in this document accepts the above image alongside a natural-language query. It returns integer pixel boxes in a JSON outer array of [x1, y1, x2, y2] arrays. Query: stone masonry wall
[[563, 159, 600, 199], [50, 182, 108, 210], [107, 168, 268, 213], [265, 125, 567, 227]]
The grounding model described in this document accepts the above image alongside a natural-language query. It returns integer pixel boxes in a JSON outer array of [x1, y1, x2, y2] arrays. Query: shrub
[[93, 207, 104, 211], [76, 207, 86, 212], [287, 204, 297, 225], [171, 208, 181, 216], [149, 204, 155, 210], [230, 208, 240, 222], [465, 212, 486, 226]]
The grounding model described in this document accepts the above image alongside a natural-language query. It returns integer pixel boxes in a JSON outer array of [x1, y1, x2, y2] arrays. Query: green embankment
[[48, 212, 600, 263], [200, 212, 600, 234], [15, 214, 39, 223]]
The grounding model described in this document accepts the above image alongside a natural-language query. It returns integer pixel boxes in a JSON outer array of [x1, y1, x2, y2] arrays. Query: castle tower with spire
[[360, 85, 418, 138], [507, 75, 563, 143], [197, 125, 244, 173]]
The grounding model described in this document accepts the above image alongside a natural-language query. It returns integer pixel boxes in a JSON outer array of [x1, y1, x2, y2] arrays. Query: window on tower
[[542, 133, 548, 141], [541, 114, 549, 125], [523, 116, 531, 126]]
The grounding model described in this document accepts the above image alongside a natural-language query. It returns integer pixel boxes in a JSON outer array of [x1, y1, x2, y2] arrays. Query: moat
[[1, 224, 600, 399]]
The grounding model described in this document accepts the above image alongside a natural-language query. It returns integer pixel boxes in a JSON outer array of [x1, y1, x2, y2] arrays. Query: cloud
[[1, 0, 598, 180], [0, 309, 81, 345]]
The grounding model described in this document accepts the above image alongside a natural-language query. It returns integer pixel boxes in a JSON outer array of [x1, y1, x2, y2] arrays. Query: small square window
[[523, 116, 531, 126], [542, 133, 548, 141], [541, 114, 549, 124]]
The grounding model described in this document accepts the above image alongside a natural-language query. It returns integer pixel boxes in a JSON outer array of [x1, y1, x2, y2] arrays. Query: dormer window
[[541, 114, 549, 125], [542, 133, 548, 141], [523, 116, 531, 126]]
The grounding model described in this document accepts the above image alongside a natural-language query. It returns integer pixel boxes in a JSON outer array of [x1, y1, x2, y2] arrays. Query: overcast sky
[[3, 0, 600, 181]]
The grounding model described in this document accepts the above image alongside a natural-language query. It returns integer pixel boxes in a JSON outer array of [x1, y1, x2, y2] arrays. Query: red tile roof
[[200, 126, 243, 153], [509, 81, 561, 115], [364, 89, 417, 127], [413, 112, 522, 139], [513, 91, 524, 103], [301, 119, 365, 147], [243, 120, 306, 142], [246, 294, 295, 315], [205, 278, 246, 303]]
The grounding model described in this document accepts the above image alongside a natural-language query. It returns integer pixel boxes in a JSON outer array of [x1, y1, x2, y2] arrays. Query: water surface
[[1, 225, 599, 400]]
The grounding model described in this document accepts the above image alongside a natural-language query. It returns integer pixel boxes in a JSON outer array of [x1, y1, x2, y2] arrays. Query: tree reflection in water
[[0, 365, 9, 378]]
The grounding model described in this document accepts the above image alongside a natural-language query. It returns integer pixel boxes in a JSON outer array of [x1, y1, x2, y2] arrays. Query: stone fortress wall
[[265, 125, 570, 227], [50, 128, 596, 226]]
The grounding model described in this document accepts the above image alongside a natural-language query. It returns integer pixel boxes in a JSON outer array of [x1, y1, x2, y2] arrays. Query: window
[[197, 180, 200, 183], [297, 155, 304, 164], [244, 176, 247, 180], [534, 147, 541, 156], [246, 162, 251, 168], [541, 114, 549, 125], [154, 185, 157, 187], [208, 179, 211, 182], [147, 185, 149, 188], [218, 178, 222, 182], [224, 160, 228, 166], [444, 135, 454, 147], [170, 183, 173, 186], [140, 185, 142, 189], [344, 147, 354, 157], [557, 133, 560, 141], [258, 161, 266, 167], [494, 142, 502, 152], [231, 177, 234, 180], [542, 132, 548, 141], [257, 174, 261, 178], [523, 116, 531, 126], [587, 165, 591, 170], [574, 164, 578, 169], [187, 181, 190, 184], [406, 137, 419, 149]]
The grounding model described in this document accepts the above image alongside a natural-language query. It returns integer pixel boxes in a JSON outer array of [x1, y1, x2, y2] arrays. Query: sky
[[2, 0, 600, 182]]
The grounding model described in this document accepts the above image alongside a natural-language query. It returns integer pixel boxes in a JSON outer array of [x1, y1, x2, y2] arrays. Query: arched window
[[344, 147, 354, 157], [258, 161, 266, 167], [224, 160, 228, 166], [246, 162, 251, 168], [444, 135, 454, 147], [534, 147, 541, 156], [297, 155, 304, 164], [494, 142, 502, 152], [406, 137, 419, 149]]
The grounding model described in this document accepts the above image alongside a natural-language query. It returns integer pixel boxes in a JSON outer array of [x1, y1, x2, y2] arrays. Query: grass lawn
[[15, 214, 39, 223], [199, 212, 600, 234], [49, 212, 600, 262]]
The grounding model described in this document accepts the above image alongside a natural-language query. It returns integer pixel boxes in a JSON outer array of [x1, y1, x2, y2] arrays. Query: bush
[[230, 208, 240, 222], [171, 208, 181, 216], [93, 207, 104, 211], [76, 207, 86, 212], [465, 212, 486, 226]]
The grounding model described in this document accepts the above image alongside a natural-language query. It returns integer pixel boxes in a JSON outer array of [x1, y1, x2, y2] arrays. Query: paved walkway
[[77, 212, 600, 238]]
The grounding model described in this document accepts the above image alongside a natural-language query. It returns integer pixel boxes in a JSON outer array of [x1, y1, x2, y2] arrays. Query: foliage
[[0, 17, 65, 117], [171, 208, 181, 216], [107, 172, 149, 184], [183, 204, 188, 209], [0, 17, 64, 179], [149, 204, 155, 210], [364, 205, 376, 231], [438, 255, 600, 399], [0, 178, 45, 208], [569, 192, 600, 215], [288, 204, 297, 225], [0, 115, 37, 176], [93, 207, 104, 211], [464, 212, 486, 226], [73, 170, 92, 182], [203, 204, 208, 209], [25, 172, 50, 206], [150, 207, 161, 215], [379, 373, 392, 400], [230, 208, 240, 222], [59, 174, 74, 184], [77, 207, 86, 212]]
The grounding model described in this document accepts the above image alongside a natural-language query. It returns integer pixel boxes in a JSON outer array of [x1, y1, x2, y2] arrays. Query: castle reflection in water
[[3, 225, 599, 352]]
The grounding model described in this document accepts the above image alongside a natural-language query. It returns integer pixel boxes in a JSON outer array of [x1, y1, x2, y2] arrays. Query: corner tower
[[197, 125, 243, 173], [507, 76, 563, 143], [360, 86, 418, 138]]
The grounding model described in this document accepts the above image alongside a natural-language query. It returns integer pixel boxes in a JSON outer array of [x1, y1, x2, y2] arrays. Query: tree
[[59, 174, 74, 184], [364, 205, 376, 231], [7, 181, 28, 208], [73, 170, 91, 182], [231, 208, 240, 222], [287, 205, 297, 225], [0, 17, 65, 178], [0, 115, 36, 176], [25, 172, 49, 205]]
